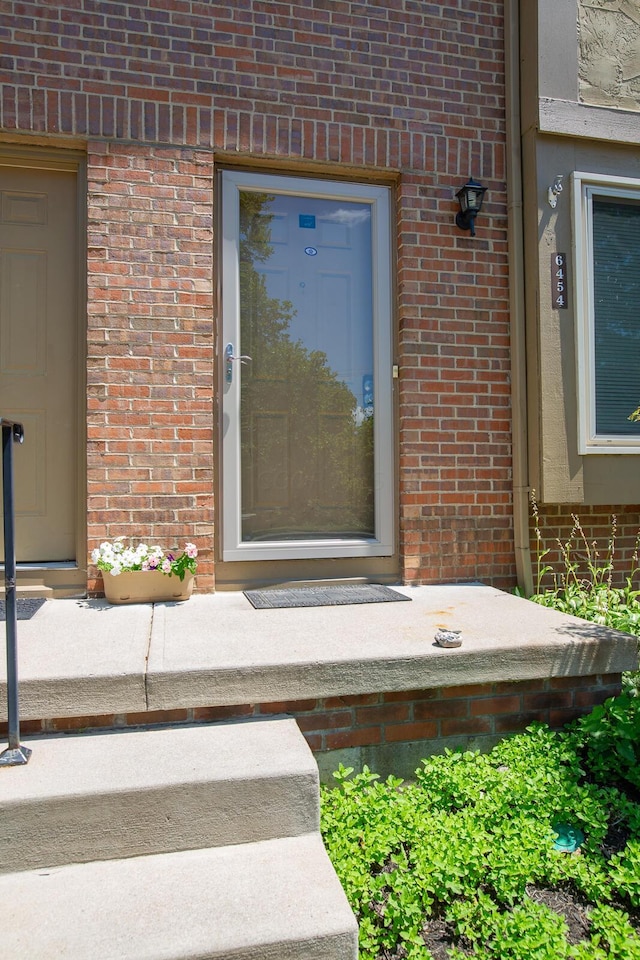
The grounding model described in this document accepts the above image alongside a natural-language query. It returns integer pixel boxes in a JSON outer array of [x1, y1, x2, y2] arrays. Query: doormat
[[244, 584, 411, 610], [0, 598, 46, 621]]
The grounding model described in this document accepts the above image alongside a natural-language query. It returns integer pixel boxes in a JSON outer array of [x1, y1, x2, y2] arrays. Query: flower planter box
[[103, 570, 194, 605]]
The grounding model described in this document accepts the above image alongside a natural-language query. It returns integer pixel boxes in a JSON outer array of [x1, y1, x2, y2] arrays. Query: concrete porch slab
[[146, 584, 638, 710], [0, 600, 151, 719], [1, 584, 636, 722]]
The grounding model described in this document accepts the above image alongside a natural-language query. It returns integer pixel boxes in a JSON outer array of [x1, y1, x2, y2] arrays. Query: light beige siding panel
[[0, 166, 78, 561]]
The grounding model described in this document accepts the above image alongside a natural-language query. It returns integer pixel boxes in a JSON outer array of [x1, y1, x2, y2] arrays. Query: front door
[[0, 163, 78, 562], [221, 171, 393, 562]]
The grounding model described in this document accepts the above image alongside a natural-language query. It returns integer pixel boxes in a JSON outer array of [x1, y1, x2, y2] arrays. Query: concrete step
[[0, 718, 320, 874], [0, 585, 53, 600], [0, 833, 359, 960]]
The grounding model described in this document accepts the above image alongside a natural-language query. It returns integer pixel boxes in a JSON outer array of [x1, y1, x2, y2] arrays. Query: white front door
[[221, 171, 393, 561]]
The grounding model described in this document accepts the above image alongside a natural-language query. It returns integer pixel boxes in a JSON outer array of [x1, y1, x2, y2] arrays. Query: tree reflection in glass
[[239, 190, 375, 542]]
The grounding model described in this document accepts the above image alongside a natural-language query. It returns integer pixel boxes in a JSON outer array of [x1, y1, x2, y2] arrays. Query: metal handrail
[[0, 417, 31, 766]]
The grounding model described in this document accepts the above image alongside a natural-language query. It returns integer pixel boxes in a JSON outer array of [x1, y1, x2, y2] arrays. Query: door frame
[[0, 143, 87, 596], [220, 169, 394, 563]]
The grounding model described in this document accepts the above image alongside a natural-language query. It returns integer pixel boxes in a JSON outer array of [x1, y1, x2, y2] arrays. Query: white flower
[[91, 537, 198, 579]]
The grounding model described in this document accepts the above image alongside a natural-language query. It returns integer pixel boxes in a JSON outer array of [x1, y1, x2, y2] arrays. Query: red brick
[[494, 712, 547, 733], [325, 727, 383, 750], [494, 680, 543, 695], [355, 704, 410, 726], [599, 674, 623, 686], [84, 142, 215, 594], [523, 692, 572, 711], [191, 705, 254, 722], [599, 683, 624, 699], [0, 719, 43, 737], [2, 0, 521, 592], [46, 713, 119, 731], [549, 708, 587, 728], [470, 696, 521, 716], [442, 683, 494, 699], [10, 1, 639, 598], [124, 709, 189, 726], [257, 700, 319, 714], [296, 711, 353, 733], [301, 733, 323, 752], [440, 718, 493, 737], [415, 699, 468, 721], [384, 721, 438, 743], [324, 693, 379, 708], [574, 689, 616, 709], [549, 676, 591, 691], [383, 689, 439, 703]]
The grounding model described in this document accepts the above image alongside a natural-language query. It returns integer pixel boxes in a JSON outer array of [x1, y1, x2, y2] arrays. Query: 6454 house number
[[552, 253, 568, 309]]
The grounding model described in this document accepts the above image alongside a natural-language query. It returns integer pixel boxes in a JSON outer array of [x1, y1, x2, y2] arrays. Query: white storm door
[[221, 171, 393, 561]]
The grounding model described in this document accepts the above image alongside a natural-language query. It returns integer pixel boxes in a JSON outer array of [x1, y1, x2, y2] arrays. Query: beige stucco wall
[[579, 0, 640, 110], [521, 0, 640, 505]]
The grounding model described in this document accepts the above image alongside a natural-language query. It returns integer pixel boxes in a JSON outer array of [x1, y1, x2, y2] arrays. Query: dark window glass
[[592, 198, 640, 436]]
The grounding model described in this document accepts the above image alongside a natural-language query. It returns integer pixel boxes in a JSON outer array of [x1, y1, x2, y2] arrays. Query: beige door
[[0, 165, 78, 561]]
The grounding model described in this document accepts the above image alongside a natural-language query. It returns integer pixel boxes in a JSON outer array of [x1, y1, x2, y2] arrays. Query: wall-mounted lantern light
[[455, 178, 487, 236]]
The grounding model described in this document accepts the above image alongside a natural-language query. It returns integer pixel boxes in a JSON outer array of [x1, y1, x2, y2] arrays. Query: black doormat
[[244, 584, 411, 610], [0, 598, 46, 621]]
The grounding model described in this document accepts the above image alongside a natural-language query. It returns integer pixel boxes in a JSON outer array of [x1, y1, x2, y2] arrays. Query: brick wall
[[530, 503, 640, 594], [4, 675, 622, 775], [2, 0, 516, 588], [86, 142, 215, 591]]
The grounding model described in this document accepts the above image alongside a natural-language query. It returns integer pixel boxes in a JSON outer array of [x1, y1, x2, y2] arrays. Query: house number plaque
[[551, 253, 568, 309]]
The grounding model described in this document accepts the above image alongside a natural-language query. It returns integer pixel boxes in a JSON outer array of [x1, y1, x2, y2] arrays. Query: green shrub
[[321, 721, 640, 959], [572, 693, 640, 793], [320, 503, 640, 958]]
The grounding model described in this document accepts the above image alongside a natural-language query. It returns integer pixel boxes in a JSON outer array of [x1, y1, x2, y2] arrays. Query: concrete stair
[[0, 718, 358, 959]]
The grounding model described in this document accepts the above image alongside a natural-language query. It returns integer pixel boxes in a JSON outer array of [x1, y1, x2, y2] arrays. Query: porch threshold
[[0, 585, 637, 723]]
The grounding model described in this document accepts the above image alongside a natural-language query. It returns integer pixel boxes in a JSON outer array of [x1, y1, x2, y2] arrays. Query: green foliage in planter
[[321, 721, 640, 960]]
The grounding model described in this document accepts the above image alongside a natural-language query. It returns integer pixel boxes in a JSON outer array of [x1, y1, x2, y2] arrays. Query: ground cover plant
[[321, 717, 640, 959], [321, 502, 640, 958]]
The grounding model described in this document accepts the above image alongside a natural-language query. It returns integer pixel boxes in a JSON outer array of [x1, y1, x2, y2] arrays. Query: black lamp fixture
[[455, 178, 487, 236]]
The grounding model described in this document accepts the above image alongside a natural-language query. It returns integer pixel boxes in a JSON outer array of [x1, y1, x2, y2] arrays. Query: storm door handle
[[225, 343, 252, 383]]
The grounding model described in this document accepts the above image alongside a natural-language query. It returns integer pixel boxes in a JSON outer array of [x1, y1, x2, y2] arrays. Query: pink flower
[[162, 558, 172, 574], [185, 542, 198, 559]]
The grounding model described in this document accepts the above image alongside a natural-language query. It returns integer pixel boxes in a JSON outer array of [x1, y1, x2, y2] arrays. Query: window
[[573, 173, 640, 454]]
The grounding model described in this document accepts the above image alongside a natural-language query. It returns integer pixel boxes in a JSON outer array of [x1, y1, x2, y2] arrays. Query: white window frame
[[221, 170, 394, 561], [572, 171, 640, 454]]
